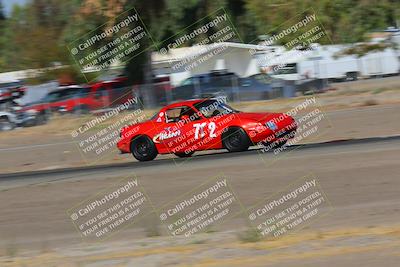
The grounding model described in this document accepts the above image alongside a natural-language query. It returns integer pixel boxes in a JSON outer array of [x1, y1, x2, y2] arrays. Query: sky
[[3, 0, 29, 16]]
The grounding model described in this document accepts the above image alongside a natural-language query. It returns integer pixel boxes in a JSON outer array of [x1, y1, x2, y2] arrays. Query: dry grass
[[362, 99, 379, 106]]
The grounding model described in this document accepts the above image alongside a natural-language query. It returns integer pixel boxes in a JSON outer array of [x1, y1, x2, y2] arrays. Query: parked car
[[0, 80, 26, 104], [21, 86, 90, 125], [171, 70, 293, 102], [0, 111, 18, 131], [0, 106, 38, 131], [23, 77, 136, 118]]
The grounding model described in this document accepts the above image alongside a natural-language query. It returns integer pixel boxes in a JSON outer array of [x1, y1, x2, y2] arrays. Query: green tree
[[0, 0, 5, 21], [0, 5, 29, 71], [0, 0, 6, 69], [0, 1, 84, 76], [245, 0, 400, 44]]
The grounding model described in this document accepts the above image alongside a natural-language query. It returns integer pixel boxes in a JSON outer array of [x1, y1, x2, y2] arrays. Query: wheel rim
[[227, 131, 242, 148], [136, 139, 150, 156]]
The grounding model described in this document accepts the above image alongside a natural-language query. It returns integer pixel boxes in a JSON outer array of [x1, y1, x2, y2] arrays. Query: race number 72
[[193, 122, 217, 139]]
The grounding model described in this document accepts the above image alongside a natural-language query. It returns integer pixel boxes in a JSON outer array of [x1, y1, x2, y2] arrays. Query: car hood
[[235, 112, 277, 122]]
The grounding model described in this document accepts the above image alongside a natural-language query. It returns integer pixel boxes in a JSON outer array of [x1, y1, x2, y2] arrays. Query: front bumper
[[117, 138, 131, 154], [249, 119, 298, 145]]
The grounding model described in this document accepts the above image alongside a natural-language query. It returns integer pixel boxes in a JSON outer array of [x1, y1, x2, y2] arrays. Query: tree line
[[0, 0, 398, 84]]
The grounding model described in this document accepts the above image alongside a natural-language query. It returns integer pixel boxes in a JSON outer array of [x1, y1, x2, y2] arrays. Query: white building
[[152, 42, 264, 86]]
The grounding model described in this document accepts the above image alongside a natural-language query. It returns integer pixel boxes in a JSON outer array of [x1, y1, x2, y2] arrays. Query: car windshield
[[194, 99, 238, 118], [180, 78, 193, 86], [42, 91, 63, 102], [41, 88, 88, 102], [0, 81, 22, 89], [73, 87, 91, 97]]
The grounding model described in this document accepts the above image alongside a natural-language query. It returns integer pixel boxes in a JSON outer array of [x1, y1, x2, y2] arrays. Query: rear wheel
[[35, 112, 48, 125], [0, 117, 15, 131], [174, 151, 195, 158], [222, 127, 250, 152], [130, 136, 158, 161]]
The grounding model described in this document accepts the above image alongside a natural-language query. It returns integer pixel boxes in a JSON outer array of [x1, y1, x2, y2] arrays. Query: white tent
[[152, 42, 265, 85]]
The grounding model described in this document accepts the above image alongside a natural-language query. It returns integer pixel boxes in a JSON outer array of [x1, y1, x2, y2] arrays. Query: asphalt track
[[0, 135, 399, 183], [0, 134, 399, 266]]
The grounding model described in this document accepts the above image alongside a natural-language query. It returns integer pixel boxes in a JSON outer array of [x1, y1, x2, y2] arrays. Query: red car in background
[[117, 98, 297, 161], [23, 77, 135, 115]]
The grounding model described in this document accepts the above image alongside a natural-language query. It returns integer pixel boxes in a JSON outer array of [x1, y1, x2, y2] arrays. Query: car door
[[49, 89, 69, 111], [91, 86, 110, 110], [155, 106, 205, 154], [192, 99, 234, 150], [60, 88, 87, 112]]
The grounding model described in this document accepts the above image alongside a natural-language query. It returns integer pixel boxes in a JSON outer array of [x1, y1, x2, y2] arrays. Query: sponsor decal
[[156, 112, 164, 122], [153, 127, 181, 143]]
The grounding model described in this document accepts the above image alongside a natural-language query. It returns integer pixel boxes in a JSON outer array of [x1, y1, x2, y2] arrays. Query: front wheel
[[222, 127, 250, 152], [130, 136, 158, 161]]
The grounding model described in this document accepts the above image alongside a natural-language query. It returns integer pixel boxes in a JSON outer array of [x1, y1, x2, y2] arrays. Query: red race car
[[117, 99, 297, 161]]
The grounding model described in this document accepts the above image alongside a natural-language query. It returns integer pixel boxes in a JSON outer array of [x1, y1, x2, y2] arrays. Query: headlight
[[266, 120, 278, 131]]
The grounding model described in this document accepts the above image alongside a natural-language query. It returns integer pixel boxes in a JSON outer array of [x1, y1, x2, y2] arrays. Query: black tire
[[174, 151, 195, 158], [73, 105, 90, 115], [222, 127, 250, 152], [130, 136, 158, 161], [35, 112, 48, 125], [346, 72, 358, 81]]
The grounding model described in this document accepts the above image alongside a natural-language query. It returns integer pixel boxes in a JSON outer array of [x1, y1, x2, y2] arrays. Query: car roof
[[90, 76, 128, 86], [163, 98, 226, 110], [49, 86, 87, 94], [163, 99, 205, 109]]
